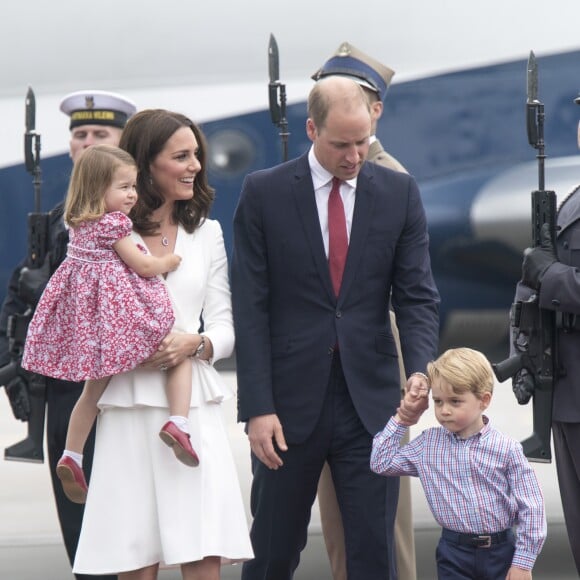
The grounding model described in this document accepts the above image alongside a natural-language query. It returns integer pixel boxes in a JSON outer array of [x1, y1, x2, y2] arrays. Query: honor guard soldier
[[312, 42, 418, 580], [517, 93, 580, 574], [0, 89, 136, 580]]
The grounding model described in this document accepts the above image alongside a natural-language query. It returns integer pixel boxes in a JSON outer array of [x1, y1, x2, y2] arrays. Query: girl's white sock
[[169, 415, 190, 433], [62, 450, 83, 468]]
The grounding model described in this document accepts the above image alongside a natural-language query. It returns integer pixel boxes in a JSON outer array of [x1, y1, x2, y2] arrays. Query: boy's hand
[[505, 565, 532, 580], [396, 396, 425, 426]]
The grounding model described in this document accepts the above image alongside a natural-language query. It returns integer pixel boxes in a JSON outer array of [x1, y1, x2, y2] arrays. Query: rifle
[[2, 87, 48, 463], [268, 33, 290, 162], [492, 51, 556, 463]]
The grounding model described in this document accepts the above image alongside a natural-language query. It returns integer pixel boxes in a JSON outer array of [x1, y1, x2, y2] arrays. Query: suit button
[[336, 311, 342, 318], [328, 346, 335, 355]]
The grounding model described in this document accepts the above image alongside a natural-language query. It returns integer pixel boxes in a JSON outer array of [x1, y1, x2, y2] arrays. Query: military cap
[[60, 90, 137, 130], [312, 42, 395, 102]]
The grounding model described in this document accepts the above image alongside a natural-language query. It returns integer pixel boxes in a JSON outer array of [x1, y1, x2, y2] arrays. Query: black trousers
[[241, 354, 398, 580], [46, 379, 117, 580], [553, 420, 580, 575]]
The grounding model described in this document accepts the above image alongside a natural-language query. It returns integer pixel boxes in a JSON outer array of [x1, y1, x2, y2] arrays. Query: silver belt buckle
[[477, 535, 492, 548]]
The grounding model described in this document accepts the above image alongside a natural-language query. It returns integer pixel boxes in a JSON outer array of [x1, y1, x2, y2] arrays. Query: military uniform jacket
[[367, 139, 406, 173], [536, 185, 580, 421]]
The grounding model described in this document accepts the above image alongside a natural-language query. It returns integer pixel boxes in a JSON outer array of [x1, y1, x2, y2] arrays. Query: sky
[[3, 0, 580, 97]]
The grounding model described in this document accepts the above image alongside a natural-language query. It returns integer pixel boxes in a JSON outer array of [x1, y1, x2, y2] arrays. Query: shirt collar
[[308, 146, 358, 191], [445, 415, 491, 442]]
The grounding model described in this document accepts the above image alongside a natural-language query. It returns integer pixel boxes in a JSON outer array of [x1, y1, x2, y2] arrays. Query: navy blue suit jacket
[[232, 153, 440, 443]]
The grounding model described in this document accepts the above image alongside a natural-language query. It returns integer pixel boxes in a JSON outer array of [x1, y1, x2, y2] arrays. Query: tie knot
[[330, 177, 341, 194]]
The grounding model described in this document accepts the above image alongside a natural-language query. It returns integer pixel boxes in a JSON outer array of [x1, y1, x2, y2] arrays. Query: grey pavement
[[0, 523, 576, 579]]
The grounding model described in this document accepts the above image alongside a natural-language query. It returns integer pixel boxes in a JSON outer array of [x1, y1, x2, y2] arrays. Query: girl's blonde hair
[[64, 144, 137, 227], [427, 347, 494, 399]]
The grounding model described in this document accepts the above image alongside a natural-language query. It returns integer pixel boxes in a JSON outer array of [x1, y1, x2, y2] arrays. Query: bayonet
[[527, 51, 538, 104], [25, 87, 35, 134], [24, 87, 36, 174], [267, 33, 289, 160], [268, 34, 281, 125], [526, 50, 542, 152], [268, 34, 280, 83]]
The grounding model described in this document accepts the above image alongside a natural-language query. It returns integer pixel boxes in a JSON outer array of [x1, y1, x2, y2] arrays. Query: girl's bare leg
[[181, 556, 220, 580], [118, 563, 159, 580], [165, 359, 192, 417], [65, 376, 110, 453], [159, 359, 199, 466]]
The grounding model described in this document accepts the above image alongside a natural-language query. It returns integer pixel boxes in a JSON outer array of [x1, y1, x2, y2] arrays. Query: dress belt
[[441, 528, 512, 549]]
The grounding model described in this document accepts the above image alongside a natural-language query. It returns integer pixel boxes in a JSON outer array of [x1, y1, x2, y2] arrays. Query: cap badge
[[85, 96, 95, 110]]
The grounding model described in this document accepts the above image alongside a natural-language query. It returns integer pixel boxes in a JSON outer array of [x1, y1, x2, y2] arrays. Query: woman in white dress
[[73, 109, 253, 579]]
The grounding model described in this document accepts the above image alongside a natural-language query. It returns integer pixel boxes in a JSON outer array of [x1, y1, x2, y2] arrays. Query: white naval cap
[[60, 89, 137, 130]]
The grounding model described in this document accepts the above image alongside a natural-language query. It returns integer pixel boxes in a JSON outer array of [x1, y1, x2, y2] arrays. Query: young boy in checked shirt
[[370, 347, 546, 580]]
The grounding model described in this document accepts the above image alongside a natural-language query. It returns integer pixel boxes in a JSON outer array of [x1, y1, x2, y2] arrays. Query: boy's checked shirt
[[370, 416, 546, 570]]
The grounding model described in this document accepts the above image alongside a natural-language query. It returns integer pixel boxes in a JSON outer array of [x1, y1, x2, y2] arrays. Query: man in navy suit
[[232, 76, 440, 580]]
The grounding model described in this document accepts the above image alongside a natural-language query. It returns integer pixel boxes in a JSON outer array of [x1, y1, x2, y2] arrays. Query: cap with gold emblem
[[312, 42, 395, 102], [60, 90, 137, 130]]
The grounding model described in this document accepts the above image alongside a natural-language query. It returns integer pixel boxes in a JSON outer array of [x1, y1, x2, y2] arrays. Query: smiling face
[[149, 126, 201, 203], [431, 378, 491, 439]]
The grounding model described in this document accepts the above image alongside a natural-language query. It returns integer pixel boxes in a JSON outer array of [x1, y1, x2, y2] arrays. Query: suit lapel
[[291, 155, 336, 302]]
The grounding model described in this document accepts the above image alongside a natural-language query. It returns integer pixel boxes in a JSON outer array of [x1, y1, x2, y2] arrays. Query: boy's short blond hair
[[427, 347, 494, 399]]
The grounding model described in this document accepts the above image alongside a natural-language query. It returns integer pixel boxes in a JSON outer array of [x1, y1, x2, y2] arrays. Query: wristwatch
[[194, 335, 206, 359]]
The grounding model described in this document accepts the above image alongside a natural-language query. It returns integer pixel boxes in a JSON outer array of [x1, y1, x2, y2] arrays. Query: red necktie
[[328, 177, 348, 296]]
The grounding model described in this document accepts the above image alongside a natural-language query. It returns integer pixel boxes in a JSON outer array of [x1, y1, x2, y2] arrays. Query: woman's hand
[[141, 332, 194, 371]]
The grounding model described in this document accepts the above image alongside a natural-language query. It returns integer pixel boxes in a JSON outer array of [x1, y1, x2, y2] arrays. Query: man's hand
[[505, 565, 532, 580], [521, 223, 557, 290], [247, 413, 288, 469], [396, 374, 430, 426]]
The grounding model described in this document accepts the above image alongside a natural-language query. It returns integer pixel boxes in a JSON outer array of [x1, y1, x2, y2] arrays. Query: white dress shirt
[[308, 147, 356, 258]]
